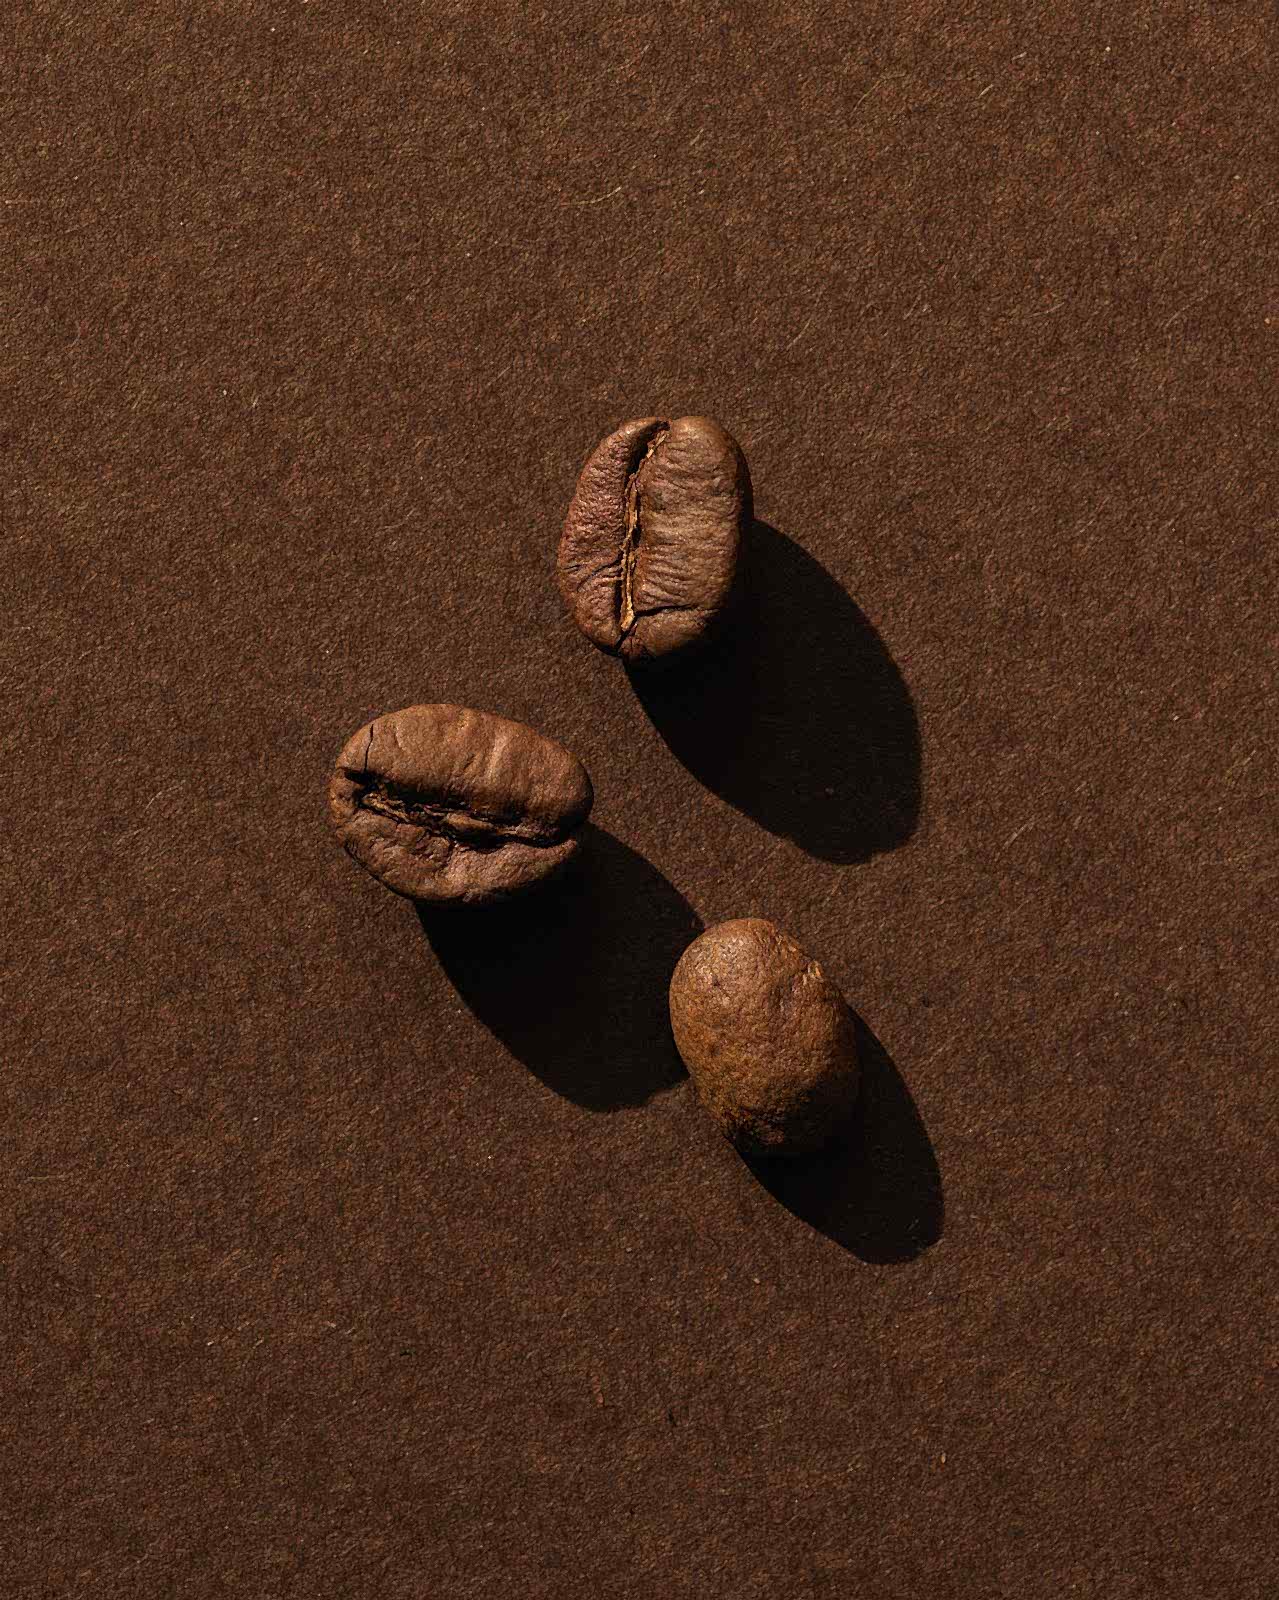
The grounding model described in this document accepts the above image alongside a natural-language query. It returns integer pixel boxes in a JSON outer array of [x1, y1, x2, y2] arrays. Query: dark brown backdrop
[[3, 3, 1276, 1595]]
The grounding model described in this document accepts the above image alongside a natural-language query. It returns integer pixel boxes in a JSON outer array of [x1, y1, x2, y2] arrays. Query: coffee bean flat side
[[328, 704, 593, 907], [557, 414, 751, 664]]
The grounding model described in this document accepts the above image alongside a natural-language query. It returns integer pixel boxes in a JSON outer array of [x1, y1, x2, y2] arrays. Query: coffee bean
[[669, 918, 860, 1155], [328, 704, 593, 906], [557, 415, 751, 663]]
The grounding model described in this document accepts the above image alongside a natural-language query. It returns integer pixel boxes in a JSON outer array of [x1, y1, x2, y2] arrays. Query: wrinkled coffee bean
[[328, 704, 593, 906], [668, 918, 860, 1155], [557, 414, 751, 663]]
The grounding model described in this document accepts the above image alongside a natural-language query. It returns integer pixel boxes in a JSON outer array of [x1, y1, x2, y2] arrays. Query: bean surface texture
[[669, 918, 860, 1155]]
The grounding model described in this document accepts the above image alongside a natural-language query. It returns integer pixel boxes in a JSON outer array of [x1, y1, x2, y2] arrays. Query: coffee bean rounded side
[[668, 918, 860, 1156], [557, 414, 752, 664], [328, 704, 593, 907]]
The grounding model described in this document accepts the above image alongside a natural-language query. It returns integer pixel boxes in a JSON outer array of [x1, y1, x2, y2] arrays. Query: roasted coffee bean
[[328, 704, 593, 906], [557, 415, 751, 663], [668, 918, 860, 1155]]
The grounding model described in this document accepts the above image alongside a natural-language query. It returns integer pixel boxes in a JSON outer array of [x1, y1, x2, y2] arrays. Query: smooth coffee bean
[[557, 414, 751, 663], [328, 704, 593, 906], [669, 918, 860, 1156]]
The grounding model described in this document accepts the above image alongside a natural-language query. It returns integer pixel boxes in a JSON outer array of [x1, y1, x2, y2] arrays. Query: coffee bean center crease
[[618, 424, 670, 638], [356, 779, 532, 853]]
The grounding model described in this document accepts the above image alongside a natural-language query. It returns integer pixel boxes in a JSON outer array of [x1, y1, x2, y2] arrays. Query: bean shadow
[[626, 521, 921, 864], [743, 1016, 943, 1264], [419, 825, 699, 1112]]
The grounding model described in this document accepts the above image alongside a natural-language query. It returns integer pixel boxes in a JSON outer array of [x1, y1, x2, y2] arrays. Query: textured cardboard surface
[[3, 4, 1276, 1595]]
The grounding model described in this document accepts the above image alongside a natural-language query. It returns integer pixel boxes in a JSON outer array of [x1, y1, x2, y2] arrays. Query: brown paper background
[[3, 3, 1276, 1595]]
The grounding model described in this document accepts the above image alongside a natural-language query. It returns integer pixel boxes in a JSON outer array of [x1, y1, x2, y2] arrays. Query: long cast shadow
[[744, 1016, 943, 1264], [627, 521, 921, 864], [419, 825, 699, 1112]]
